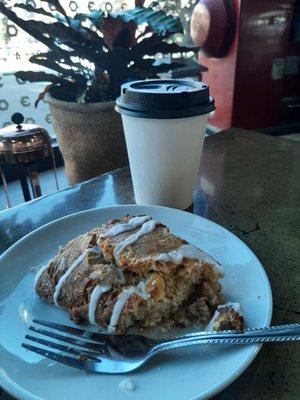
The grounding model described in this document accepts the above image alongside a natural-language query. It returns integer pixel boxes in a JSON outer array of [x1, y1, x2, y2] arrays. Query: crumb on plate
[[119, 378, 136, 391]]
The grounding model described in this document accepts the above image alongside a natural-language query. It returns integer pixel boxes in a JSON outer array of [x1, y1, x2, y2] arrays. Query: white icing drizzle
[[34, 263, 49, 291], [219, 302, 242, 315], [113, 219, 159, 261], [206, 302, 243, 331], [88, 264, 125, 326], [98, 216, 151, 240], [53, 252, 86, 307], [206, 310, 220, 332], [88, 284, 111, 325], [108, 283, 149, 333], [155, 244, 222, 271]]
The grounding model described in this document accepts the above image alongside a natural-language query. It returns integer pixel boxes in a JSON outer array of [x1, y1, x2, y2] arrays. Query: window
[[0, 1, 195, 135]]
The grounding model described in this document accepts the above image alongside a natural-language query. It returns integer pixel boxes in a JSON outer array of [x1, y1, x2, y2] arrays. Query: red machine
[[191, 0, 300, 131]]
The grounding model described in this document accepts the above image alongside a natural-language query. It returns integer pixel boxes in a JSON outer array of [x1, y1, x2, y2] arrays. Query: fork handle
[[152, 324, 300, 354], [171, 323, 300, 341]]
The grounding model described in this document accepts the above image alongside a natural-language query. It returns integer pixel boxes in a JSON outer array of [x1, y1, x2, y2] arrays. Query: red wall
[[198, 0, 297, 130], [232, 0, 294, 129]]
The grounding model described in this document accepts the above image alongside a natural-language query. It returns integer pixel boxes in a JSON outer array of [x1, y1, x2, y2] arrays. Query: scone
[[35, 215, 243, 334], [206, 302, 244, 331]]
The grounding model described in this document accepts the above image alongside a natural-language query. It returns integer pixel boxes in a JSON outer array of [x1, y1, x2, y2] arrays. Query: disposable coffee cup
[[115, 79, 215, 210]]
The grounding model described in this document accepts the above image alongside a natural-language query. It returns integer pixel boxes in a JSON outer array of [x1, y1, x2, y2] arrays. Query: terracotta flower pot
[[45, 93, 128, 185]]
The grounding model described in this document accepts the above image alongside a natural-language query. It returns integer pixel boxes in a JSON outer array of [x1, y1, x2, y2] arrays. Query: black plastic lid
[[115, 79, 215, 119]]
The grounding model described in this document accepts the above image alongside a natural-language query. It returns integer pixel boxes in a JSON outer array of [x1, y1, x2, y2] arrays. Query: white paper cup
[[116, 79, 215, 210], [121, 113, 208, 209]]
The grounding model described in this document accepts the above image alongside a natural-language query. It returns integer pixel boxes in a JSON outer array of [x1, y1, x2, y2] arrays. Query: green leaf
[[148, 1, 159, 7], [14, 2, 105, 48], [76, 89, 87, 104], [34, 83, 57, 107], [32, 20, 83, 43], [131, 34, 198, 60], [129, 58, 184, 74], [1, 4, 88, 61], [30, 20, 105, 62], [22, 18, 102, 62], [136, 25, 152, 40], [30, 50, 79, 68], [74, 10, 104, 26], [29, 52, 86, 82], [73, 24, 106, 48], [112, 27, 132, 49], [14, 3, 57, 19], [109, 7, 183, 35], [0, 2, 199, 104], [99, 47, 131, 75], [0, 3, 59, 52], [40, 0, 69, 22], [15, 71, 66, 84], [75, 7, 182, 35], [154, 61, 185, 73]]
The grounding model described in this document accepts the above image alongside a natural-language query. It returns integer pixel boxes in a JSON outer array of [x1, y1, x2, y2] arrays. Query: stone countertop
[[0, 129, 299, 399]]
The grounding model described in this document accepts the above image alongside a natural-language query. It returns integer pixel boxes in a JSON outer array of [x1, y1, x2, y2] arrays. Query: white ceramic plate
[[0, 205, 272, 400]]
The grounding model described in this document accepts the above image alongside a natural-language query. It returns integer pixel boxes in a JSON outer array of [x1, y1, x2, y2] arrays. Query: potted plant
[[0, 1, 199, 185]]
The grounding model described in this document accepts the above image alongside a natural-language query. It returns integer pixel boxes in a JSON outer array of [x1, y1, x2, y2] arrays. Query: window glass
[[0, 1, 195, 135]]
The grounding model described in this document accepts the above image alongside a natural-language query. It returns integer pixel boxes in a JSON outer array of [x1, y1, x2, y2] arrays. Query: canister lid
[[115, 79, 215, 119], [0, 113, 50, 144], [0, 113, 51, 164]]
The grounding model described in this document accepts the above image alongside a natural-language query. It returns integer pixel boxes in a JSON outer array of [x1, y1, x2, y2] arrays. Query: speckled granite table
[[0, 129, 299, 400]]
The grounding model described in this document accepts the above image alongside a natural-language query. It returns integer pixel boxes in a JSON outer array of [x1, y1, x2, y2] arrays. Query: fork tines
[[22, 319, 106, 370]]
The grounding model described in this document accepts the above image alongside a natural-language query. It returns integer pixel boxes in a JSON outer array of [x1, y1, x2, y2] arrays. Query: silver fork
[[22, 320, 300, 374]]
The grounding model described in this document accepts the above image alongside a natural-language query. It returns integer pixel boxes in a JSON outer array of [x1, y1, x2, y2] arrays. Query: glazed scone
[[35, 229, 109, 323], [35, 215, 243, 334], [206, 302, 244, 331]]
